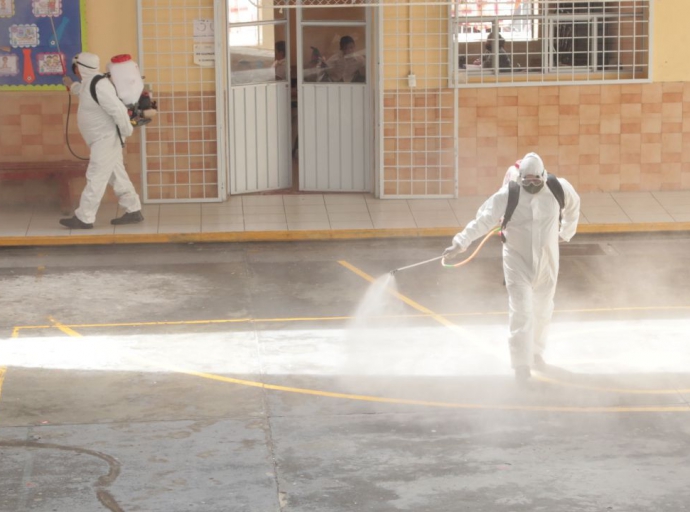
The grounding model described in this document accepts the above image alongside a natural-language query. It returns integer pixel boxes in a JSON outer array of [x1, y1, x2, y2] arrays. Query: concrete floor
[[1, 234, 690, 512]]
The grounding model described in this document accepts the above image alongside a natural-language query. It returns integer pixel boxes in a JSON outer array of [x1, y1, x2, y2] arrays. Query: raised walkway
[[1, 191, 689, 246]]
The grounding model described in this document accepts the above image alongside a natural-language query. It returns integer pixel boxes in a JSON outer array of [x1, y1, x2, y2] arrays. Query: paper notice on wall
[[193, 19, 214, 67], [193, 19, 214, 43], [194, 43, 215, 67]]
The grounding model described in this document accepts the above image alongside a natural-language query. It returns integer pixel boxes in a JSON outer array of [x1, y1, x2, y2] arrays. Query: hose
[[64, 94, 88, 160], [49, 15, 88, 161], [389, 226, 501, 275], [441, 227, 501, 268]]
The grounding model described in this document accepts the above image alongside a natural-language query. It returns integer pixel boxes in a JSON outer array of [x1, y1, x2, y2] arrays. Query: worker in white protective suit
[[59, 52, 143, 229], [444, 153, 580, 383]]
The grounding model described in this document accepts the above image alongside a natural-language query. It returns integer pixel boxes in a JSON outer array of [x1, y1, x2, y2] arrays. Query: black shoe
[[111, 210, 144, 225], [533, 354, 547, 371], [59, 216, 93, 229], [514, 365, 532, 384]]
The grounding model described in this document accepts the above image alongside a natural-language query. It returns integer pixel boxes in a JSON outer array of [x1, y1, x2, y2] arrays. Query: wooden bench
[[0, 161, 88, 215]]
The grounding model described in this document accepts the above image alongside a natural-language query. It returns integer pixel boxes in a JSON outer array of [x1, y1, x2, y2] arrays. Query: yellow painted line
[[48, 316, 83, 337], [28, 318, 690, 413], [150, 364, 690, 414], [337, 260, 690, 397], [10, 296, 690, 399], [1, 222, 689, 247], [555, 305, 690, 314], [9, 304, 690, 335], [337, 260, 459, 330], [535, 374, 690, 395], [10, 314, 426, 333], [0, 367, 6, 403]]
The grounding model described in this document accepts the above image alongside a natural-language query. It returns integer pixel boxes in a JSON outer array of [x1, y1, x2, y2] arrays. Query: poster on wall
[[0, 0, 85, 90]]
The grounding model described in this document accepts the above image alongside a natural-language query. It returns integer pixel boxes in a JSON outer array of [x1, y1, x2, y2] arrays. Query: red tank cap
[[111, 54, 132, 63]]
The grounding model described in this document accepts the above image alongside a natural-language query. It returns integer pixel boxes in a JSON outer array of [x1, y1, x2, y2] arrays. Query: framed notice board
[[0, 0, 86, 90]]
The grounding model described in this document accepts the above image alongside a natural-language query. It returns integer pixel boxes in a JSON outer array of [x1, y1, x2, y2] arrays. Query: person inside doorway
[[232, 59, 256, 85], [473, 32, 512, 70], [324, 35, 366, 83], [273, 40, 287, 81]]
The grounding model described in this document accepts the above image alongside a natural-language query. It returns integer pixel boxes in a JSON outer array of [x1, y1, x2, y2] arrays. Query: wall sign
[[0, 0, 85, 90]]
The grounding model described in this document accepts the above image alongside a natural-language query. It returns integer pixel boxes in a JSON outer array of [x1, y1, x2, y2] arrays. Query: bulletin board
[[0, 0, 86, 90]]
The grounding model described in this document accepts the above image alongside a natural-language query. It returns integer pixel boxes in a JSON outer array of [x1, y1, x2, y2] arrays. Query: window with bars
[[451, 0, 650, 86]]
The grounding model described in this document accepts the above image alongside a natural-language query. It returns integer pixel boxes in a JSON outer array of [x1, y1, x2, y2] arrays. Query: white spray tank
[[106, 54, 157, 126], [107, 54, 143, 106]]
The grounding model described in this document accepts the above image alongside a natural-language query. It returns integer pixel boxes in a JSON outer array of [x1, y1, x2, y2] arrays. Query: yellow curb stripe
[[577, 223, 690, 234], [1, 222, 689, 247]]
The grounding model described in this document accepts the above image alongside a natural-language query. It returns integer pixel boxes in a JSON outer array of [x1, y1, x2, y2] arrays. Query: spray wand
[[389, 227, 500, 275], [389, 255, 443, 275]]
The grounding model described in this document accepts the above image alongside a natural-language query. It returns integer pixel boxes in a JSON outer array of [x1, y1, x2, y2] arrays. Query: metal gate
[[138, 0, 226, 203], [297, 5, 372, 192], [228, 2, 292, 194]]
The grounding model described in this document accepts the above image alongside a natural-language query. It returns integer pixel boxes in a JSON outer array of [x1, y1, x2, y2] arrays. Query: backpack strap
[[88, 73, 124, 148], [500, 180, 520, 243], [501, 173, 564, 242], [545, 173, 565, 226], [89, 73, 108, 105]]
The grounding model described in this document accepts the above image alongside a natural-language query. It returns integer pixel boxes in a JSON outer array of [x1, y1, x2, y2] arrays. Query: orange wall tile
[[1, 91, 143, 208], [449, 82, 690, 195]]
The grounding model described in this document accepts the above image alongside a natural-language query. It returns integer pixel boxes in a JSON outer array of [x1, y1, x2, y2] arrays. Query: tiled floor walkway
[[1, 191, 689, 242]]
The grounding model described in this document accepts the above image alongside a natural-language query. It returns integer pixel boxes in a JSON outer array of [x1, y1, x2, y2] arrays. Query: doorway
[[226, 1, 373, 196], [227, 2, 291, 194]]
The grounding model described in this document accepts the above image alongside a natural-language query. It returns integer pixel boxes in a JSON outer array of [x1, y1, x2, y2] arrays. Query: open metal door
[[228, 1, 291, 194], [297, 4, 371, 192]]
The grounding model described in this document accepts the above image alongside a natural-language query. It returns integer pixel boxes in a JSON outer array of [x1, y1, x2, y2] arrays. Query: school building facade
[[0, 0, 687, 210]]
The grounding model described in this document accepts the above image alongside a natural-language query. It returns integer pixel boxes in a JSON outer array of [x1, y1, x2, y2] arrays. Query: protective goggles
[[520, 175, 543, 186]]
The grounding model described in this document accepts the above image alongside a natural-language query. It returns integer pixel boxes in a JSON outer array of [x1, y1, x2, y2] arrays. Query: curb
[[1, 223, 688, 247]]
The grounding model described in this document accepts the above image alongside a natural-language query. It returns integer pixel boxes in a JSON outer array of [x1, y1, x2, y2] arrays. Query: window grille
[[451, 0, 651, 87]]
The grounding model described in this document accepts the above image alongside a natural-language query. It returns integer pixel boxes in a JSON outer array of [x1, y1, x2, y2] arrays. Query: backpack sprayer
[[101, 54, 158, 128], [49, 17, 157, 158]]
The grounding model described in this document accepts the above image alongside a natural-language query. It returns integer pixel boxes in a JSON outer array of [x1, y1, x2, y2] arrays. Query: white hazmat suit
[[69, 52, 141, 225], [447, 153, 580, 375]]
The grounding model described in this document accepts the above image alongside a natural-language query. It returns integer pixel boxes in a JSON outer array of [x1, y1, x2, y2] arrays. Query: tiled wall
[[382, 89, 457, 196], [0, 91, 142, 207], [143, 91, 219, 201], [4, 81, 690, 207], [455, 82, 690, 196]]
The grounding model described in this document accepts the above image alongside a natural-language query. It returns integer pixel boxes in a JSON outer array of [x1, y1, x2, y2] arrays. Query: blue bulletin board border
[[0, 0, 88, 92]]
